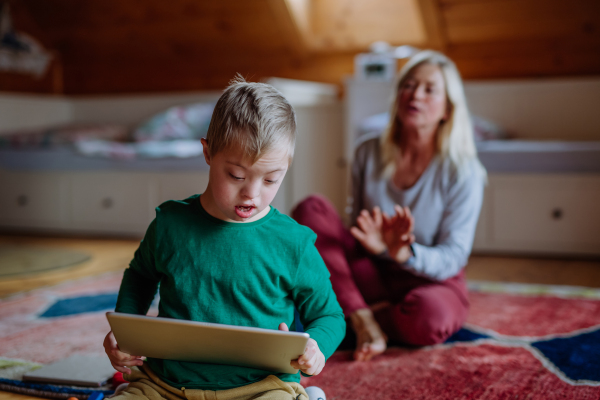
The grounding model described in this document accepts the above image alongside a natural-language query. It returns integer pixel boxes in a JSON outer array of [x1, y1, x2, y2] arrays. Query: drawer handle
[[17, 195, 28, 207], [551, 208, 563, 220], [101, 197, 114, 209]]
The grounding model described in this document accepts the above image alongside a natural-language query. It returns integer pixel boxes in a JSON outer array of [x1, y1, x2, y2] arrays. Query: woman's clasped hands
[[350, 205, 415, 263]]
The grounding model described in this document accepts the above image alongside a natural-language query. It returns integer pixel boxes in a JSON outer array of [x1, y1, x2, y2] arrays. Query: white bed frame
[[0, 79, 346, 237]]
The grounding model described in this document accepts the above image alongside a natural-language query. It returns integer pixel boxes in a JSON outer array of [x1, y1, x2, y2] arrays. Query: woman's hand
[[103, 331, 144, 374], [350, 207, 387, 255], [382, 205, 415, 263]]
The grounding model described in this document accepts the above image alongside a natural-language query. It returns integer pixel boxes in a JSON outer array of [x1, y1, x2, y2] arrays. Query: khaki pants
[[112, 364, 308, 400]]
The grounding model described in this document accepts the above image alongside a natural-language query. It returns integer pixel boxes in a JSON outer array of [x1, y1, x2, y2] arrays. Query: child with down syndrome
[[103, 77, 345, 400]]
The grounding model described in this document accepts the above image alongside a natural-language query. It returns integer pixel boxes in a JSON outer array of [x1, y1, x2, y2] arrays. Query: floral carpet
[[1, 273, 599, 399]]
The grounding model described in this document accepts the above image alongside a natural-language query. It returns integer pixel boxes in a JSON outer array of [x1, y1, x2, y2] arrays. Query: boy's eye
[[229, 173, 244, 181], [265, 179, 278, 184]]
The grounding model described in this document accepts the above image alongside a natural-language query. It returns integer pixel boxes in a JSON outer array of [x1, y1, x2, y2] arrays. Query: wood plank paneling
[[448, 37, 600, 78], [442, 0, 600, 43], [310, 0, 427, 51], [3, 0, 600, 94]]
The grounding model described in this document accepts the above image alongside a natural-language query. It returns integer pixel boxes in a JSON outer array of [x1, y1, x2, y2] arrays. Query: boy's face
[[201, 138, 289, 222]]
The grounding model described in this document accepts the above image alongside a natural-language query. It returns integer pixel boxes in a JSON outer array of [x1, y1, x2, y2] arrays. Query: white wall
[[465, 77, 600, 141], [0, 93, 72, 133], [0, 91, 223, 133], [344, 77, 600, 151], [70, 92, 222, 125]]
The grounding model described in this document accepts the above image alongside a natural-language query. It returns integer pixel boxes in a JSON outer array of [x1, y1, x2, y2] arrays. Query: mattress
[[2, 141, 599, 174], [476, 140, 600, 173], [0, 146, 209, 172]]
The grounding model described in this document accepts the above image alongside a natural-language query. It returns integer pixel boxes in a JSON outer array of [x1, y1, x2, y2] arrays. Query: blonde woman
[[293, 50, 486, 361]]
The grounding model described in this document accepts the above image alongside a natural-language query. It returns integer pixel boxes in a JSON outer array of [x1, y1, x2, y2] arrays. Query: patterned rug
[[1, 273, 599, 399]]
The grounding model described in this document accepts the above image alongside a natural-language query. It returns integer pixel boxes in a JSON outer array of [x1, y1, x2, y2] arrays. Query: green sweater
[[115, 194, 345, 390]]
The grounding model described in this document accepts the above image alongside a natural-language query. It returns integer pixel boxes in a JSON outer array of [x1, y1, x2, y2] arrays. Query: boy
[[103, 77, 346, 400]]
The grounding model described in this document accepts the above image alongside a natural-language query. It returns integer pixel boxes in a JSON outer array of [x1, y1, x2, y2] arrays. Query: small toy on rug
[[0, 356, 114, 400], [23, 355, 115, 387], [111, 372, 127, 389]]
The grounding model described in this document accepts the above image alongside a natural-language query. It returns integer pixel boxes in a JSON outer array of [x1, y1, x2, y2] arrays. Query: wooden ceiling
[[2, 0, 599, 94]]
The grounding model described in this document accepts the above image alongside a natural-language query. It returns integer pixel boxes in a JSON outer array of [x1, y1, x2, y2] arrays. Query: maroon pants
[[292, 195, 469, 346]]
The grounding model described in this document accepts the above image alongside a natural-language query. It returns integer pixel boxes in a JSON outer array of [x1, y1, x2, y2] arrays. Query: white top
[[351, 134, 486, 281]]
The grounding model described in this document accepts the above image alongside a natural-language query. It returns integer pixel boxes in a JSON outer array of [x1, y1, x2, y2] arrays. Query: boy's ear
[[201, 138, 211, 166]]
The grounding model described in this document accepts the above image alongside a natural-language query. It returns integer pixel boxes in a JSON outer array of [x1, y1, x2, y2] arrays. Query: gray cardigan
[[351, 134, 485, 281]]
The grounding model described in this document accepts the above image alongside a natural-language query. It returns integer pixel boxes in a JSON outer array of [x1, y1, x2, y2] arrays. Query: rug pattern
[[1, 274, 599, 400]]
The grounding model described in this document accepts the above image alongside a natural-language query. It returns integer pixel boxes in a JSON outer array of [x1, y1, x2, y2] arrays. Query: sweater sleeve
[[403, 163, 485, 281], [292, 241, 346, 360], [115, 219, 161, 315]]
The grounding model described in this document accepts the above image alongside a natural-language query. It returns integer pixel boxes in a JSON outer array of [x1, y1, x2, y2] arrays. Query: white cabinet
[[0, 170, 209, 237], [289, 104, 346, 216], [69, 173, 158, 235], [473, 174, 600, 256], [0, 172, 68, 228]]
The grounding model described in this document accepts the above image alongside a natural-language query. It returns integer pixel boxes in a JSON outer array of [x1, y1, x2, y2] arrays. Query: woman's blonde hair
[[380, 50, 480, 177]]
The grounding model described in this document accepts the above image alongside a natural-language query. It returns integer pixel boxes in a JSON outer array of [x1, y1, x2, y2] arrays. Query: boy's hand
[[103, 331, 144, 374], [278, 323, 325, 376]]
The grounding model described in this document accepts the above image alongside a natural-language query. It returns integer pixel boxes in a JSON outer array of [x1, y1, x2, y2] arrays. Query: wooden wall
[[1, 0, 599, 95]]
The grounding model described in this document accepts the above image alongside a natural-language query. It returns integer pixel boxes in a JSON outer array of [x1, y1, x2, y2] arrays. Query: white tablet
[[106, 312, 310, 374]]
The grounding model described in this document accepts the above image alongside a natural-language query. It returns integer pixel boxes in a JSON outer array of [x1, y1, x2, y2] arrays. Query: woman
[[292, 50, 486, 361]]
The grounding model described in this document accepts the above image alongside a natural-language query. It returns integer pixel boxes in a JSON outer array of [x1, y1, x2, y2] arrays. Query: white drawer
[[0, 172, 66, 228], [69, 173, 157, 234], [490, 175, 600, 255], [156, 172, 209, 205]]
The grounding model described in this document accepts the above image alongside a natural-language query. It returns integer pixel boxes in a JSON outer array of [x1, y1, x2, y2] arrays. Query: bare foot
[[349, 308, 387, 361]]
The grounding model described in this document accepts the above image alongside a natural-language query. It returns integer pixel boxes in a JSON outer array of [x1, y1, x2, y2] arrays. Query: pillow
[[133, 103, 215, 142]]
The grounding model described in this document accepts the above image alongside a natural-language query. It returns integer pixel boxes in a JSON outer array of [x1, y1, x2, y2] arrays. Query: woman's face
[[397, 63, 448, 132]]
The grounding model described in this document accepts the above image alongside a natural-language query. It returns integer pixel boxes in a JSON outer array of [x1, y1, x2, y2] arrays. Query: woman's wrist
[[393, 245, 413, 264]]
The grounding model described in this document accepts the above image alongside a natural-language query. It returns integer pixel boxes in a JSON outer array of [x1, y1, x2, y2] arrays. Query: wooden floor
[[1, 234, 599, 400], [2, 234, 600, 299]]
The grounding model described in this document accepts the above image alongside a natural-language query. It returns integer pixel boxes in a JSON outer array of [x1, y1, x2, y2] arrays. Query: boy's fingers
[[112, 364, 132, 375], [305, 351, 319, 368], [298, 342, 317, 365], [115, 359, 144, 367], [112, 350, 142, 361], [278, 323, 289, 332], [300, 352, 324, 375], [307, 357, 325, 376]]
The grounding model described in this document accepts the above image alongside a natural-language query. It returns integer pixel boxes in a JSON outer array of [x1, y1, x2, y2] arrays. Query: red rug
[[1, 275, 599, 399]]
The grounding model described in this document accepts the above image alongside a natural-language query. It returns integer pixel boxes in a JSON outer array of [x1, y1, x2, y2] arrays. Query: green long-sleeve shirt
[[115, 194, 345, 390]]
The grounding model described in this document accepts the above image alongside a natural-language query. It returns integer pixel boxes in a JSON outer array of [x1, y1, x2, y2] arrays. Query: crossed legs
[[292, 195, 469, 354]]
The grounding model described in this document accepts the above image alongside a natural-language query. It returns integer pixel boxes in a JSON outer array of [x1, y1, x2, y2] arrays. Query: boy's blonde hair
[[206, 76, 296, 164], [380, 50, 482, 178]]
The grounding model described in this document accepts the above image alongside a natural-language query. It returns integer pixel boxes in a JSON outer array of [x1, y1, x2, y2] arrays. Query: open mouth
[[235, 205, 255, 218]]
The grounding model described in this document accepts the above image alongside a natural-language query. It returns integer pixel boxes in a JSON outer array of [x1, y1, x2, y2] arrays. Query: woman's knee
[[291, 195, 347, 242], [291, 195, 338, 221], [392, 286, 468, 346]]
